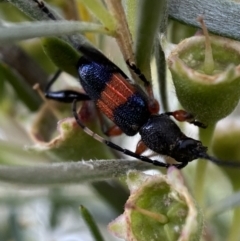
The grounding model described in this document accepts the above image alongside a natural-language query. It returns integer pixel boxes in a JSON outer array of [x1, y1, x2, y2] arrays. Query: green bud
[[108, 169, 203, 241], [167, 36, 240, 125], [30, 102, 113, 161]]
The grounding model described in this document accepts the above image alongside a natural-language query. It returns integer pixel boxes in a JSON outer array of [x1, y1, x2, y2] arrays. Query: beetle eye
[[178, 138, 200, 150]]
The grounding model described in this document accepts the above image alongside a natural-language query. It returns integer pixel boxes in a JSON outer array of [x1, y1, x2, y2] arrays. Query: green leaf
[[168, 0, 240, 41], [42, 37, 81, 76], [80, 205, 105, 241], [0, 61, 41, 111], [79, 0, 116, 32]]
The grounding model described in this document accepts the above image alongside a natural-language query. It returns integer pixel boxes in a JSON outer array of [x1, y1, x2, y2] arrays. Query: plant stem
[[0, 159, 152, 185], [104, 0, 134, 62], [194, 123, 216, 205], [227, 207, 240, 241]]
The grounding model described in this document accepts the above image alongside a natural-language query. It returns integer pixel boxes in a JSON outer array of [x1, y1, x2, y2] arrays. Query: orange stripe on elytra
[[97, 99, 114, 121], [99, 73, 135, 111]]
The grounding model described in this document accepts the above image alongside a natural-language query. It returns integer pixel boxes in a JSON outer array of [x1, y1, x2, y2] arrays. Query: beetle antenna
[[200, 153, 240, 167], [32, 0, 57, 20]]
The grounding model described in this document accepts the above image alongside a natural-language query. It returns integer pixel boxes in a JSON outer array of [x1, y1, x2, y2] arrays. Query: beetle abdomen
[[78, 57, 150, 135]]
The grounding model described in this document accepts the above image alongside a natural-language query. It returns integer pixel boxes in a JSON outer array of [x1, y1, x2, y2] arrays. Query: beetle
[[33, 0, 239, 169]]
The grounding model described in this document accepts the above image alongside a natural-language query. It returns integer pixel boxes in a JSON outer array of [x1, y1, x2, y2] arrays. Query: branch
[[0, 160, 153, 185], [0, 21, 111, 44]]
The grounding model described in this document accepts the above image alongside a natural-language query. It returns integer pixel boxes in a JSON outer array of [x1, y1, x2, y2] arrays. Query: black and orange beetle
[[34, 0, 239, 169]]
